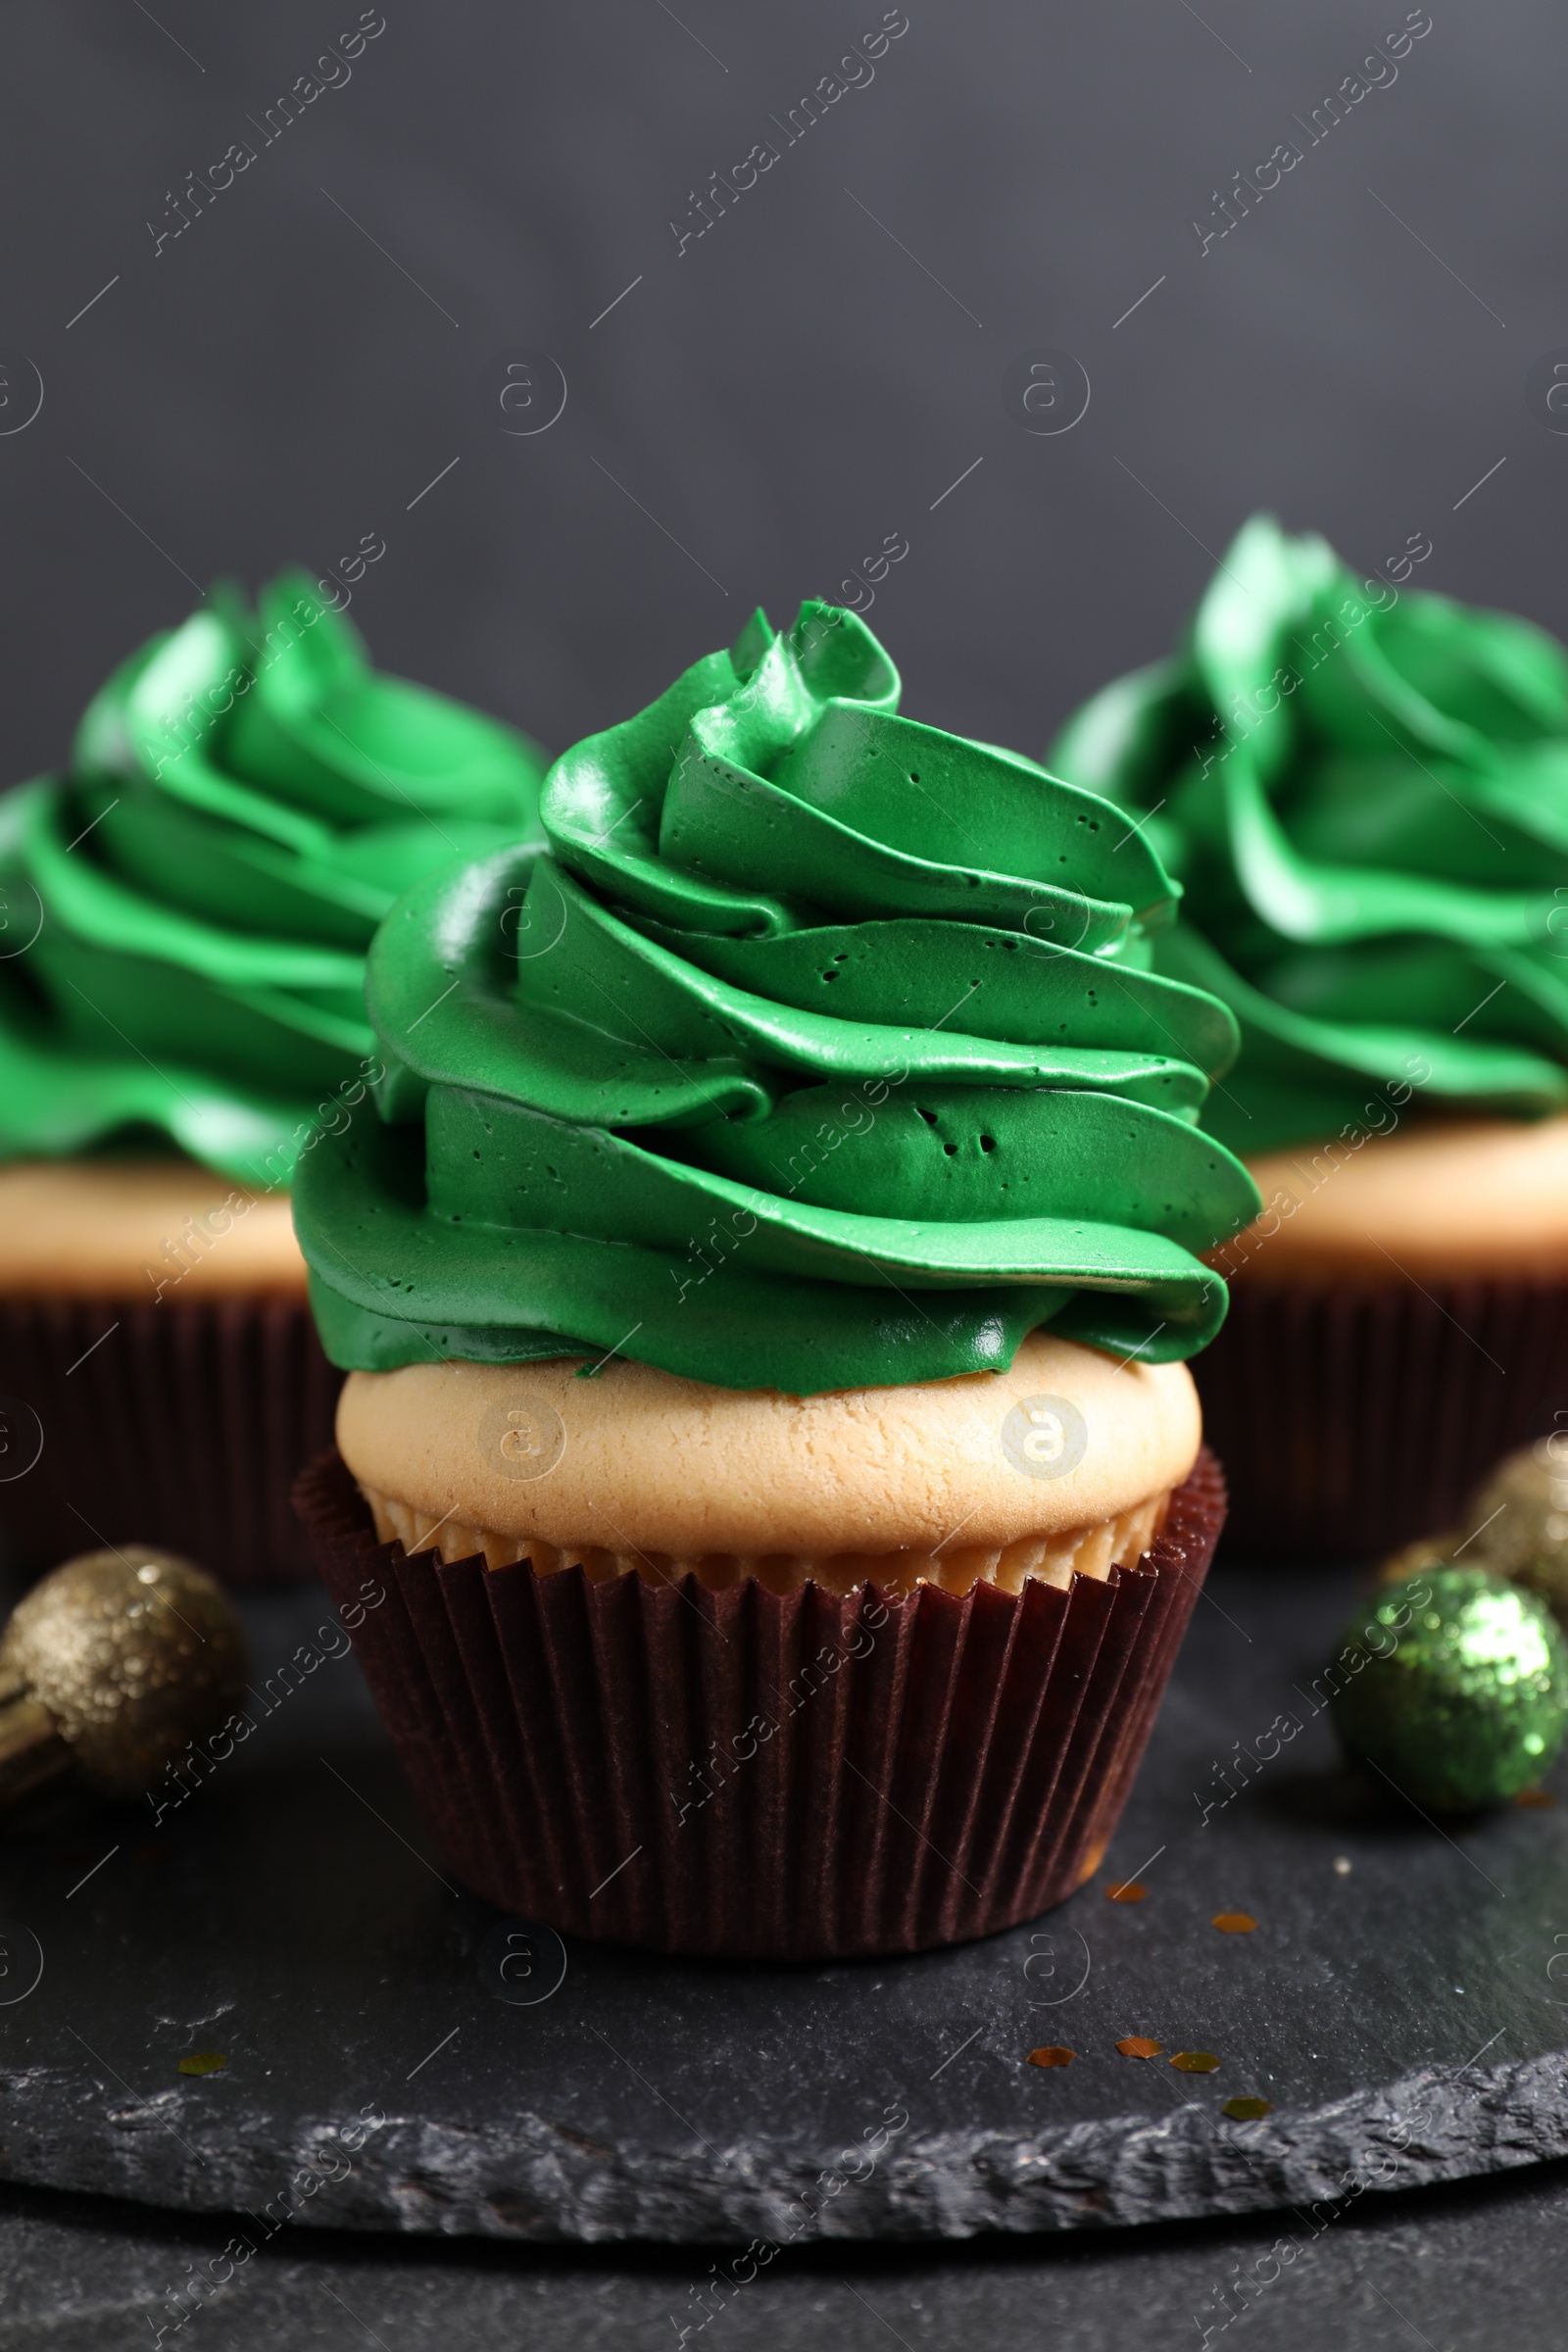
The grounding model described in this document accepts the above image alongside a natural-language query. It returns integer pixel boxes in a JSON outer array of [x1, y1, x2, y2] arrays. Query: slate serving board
[[0, 1562, 1564, 2242]]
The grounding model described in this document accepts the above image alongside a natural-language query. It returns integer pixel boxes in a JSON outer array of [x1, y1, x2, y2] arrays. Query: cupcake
[[1052, 514, 1568, 1558], [294, 600, 1253, 1956], [0, 573, 545, 1582]]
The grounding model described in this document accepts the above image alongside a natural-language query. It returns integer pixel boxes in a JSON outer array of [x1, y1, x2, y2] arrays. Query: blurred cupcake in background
[[294, 600, 1255, 1958], [0, 571, 545, 1582], [1053, 514, 1568, 1559]]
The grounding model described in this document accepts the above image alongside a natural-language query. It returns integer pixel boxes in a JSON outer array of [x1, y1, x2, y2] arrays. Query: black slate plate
[[0, 1564, 1564, 2242]]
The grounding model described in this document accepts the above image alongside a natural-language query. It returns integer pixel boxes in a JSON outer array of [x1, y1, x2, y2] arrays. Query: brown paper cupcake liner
[[0, 1296, 342, 1586], [292, 1446, 1226, 1960], [365, 1486, 1170, 1597], [1197, 1277, 1568, 1564]]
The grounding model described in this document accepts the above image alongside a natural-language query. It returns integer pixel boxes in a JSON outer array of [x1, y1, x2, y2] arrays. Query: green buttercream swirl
[[295, 603, 1258, 1392], [0, 573, 546, 1184], [1052, 514, 1568, 1154]]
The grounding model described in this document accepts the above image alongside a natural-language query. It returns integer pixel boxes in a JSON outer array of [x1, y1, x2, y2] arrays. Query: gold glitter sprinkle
[[1171, 2051, 1221, 2073], [1116, 2036, 1163, 2059], [177, 2052, 227, 2077], [1223, 2096, 1272, 2121], [1105, 1880, 1148, 1902], [1212, 1912, 1257, 1934], [1028, 2045, 1076, 2069]]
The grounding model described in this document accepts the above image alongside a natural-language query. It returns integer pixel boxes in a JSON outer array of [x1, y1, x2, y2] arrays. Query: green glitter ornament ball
[[1332, 1569, 1568, 1812]]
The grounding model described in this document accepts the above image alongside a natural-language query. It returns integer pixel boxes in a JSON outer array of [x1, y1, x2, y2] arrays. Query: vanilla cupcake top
[[335, 1338, 1202, 1555], [1053, 514, 1568, 1153], [0, 573, 545, 1184], [295, 603, 1258, 1392]]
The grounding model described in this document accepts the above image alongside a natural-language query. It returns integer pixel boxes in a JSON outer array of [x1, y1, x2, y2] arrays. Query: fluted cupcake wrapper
[[1197, 1278, 1568, 1564], [0, 1297, 342, 1586], [292, 1448, 1225, 1960]]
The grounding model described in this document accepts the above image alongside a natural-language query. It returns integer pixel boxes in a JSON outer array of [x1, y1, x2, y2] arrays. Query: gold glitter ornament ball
[[1378, 1532, 1461, 1588], [0, 1547, 248, 1800], [1466, 1438, 1568, 1619]]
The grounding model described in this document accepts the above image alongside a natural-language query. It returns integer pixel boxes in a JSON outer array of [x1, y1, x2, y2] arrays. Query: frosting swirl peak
[[1053, 514, 1568, 1152], [0, 574, 545, 1184], [296, 604, 1257, 1392]]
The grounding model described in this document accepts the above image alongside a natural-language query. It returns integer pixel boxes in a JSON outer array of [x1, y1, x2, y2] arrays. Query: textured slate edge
[[1, 2051, 1565, 2239]]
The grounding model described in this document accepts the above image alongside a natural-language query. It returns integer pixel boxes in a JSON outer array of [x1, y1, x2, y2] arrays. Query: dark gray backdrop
[[0, 0, 1559, 785]]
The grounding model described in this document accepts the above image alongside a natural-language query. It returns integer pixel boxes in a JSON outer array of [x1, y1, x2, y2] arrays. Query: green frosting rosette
[[1052, 514, 1568, 1154], [0, 574, 546, 1185], [295, 603, 1258, 1394]]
